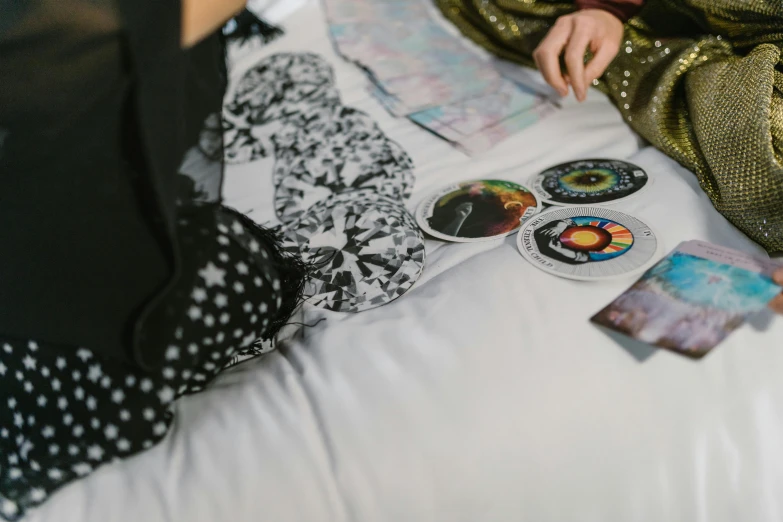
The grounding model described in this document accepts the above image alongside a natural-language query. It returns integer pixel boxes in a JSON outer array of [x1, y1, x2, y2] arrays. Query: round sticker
[[416, 180, 541, 242], [517, 207, 661, 281], [531, 159, 650, 206]]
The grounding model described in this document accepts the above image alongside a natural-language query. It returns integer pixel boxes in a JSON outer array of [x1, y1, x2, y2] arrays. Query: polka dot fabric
[[0, 207, 283, 520]]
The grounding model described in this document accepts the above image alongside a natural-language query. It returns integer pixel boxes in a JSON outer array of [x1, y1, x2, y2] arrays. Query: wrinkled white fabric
[[33, 2, 783, 521]]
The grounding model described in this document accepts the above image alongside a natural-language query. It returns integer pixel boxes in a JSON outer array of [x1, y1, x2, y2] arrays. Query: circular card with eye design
[[531, 159, 650, 206], [516, 206, 661, 281]]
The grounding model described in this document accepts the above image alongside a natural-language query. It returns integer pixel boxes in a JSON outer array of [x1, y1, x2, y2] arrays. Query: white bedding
[[33, 2, 783, 521]]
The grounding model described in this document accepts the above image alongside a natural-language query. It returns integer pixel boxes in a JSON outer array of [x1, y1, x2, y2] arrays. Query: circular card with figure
[[516, 207, 661, 281], [416, 180, 541, 242], [531, 159, 650, 206]]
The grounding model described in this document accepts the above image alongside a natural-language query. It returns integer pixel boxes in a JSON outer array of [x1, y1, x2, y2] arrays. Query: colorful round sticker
[[531, 159, 650, 206], [416, 180, 541, 242], [517, 207, 660, 281], [558, 217, 634, 261]]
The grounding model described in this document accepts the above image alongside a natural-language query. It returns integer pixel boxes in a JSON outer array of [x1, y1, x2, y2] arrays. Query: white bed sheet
[[32, 2, 783, 521]]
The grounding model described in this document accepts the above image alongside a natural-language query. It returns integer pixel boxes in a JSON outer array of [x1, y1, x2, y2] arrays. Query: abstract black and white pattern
[[271, 106, 384, 180], [225, 51, 422, 312], [272, 108, 414, 223], [224, 54, 341, 164], [0, 208, 284, 520], [230, 53, 339, 121], [280, 190, 425, 313]]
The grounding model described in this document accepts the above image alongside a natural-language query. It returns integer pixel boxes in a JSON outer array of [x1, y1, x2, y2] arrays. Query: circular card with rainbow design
[[416, 180, 541, 242], [531, 159, 650, 206], [516, 207, 661, 281]]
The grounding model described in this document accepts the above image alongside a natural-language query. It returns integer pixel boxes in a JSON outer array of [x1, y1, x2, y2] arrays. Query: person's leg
[[172, 206, 308, 397], [0, 208, 306, 518]]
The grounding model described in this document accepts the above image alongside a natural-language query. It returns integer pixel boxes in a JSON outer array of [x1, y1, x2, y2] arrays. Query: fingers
[[535, 10, 624, 102], [533, 17, 572, 97], [770, 294, 783, 315], [564, 23, 591, 101], [584, 41, 618, 87], [770, 269, 783, 315]]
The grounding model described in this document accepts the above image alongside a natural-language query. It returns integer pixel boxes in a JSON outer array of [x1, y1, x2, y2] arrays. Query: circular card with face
[[531, 159, 650, 206], [416, 180, 541, 242], [516, 207, 661, 281]]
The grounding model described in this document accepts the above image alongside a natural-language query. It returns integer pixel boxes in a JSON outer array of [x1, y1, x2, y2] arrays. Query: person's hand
[[455, 202, 473, 217], [770, 268, 783, 315], [541, 226, 560, 238], [541, 220, 572, 238], [532, 9, 624, 102]]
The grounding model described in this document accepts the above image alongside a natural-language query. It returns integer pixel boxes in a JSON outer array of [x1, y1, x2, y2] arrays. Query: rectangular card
[[409, 81, 542, 138], [454, 101, 556, 155], [591, 240, 782, 358], [379, 69, 503, 112], [325, 0, 431, 25], [328, 21, 478, 78], [408, 80, 555, 153], [368, 84, 410, 116], [677, 240, 782, 277], [367, 69, 505, 116], [327, 15, 504, 113], [325, 0, 555, 148], [491, 57, 565, 105]]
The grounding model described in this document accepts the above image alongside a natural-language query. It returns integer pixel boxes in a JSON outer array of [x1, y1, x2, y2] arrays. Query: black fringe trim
[[223, 10, 285, 46], [224, 209, 314, 342]]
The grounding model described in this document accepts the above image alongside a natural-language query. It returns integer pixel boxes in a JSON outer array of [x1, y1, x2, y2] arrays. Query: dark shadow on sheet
[[594, 325, 657, 362]]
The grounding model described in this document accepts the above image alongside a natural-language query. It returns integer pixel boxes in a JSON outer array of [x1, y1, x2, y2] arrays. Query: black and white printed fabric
[[280, 189, 425, 313], [0, 207, 287, 521], [225, 52, 422, 313], [273, 107, 414, 224], [224, 53, 341, 163]]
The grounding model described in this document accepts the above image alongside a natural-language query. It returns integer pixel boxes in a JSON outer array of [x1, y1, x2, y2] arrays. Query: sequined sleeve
[[575, 0, 645, 22]]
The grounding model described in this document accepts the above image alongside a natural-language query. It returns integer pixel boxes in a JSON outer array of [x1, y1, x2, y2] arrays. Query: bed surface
[[33, 2, 783, 521]]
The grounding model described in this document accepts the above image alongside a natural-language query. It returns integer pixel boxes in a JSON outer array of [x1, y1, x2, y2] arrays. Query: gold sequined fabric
[[436, 0, 783, 254]]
